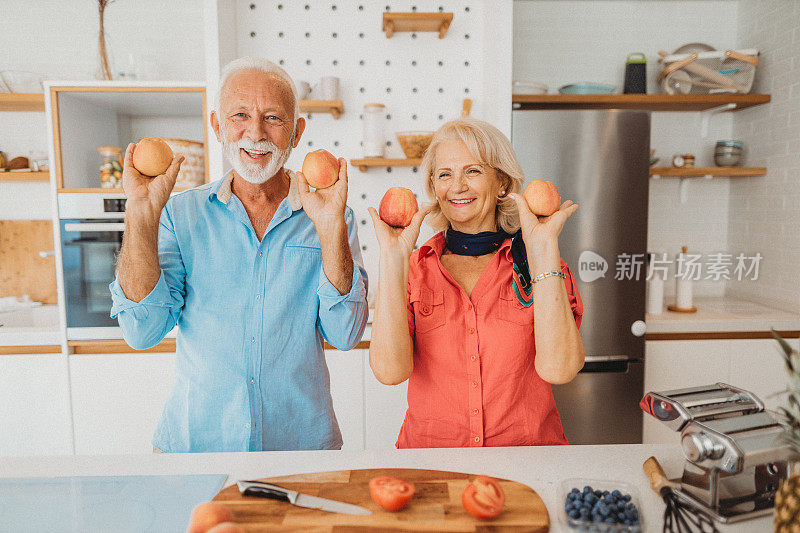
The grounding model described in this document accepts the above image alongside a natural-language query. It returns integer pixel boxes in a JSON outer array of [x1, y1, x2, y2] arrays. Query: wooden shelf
[[299, 99, 343, 119], [650, 167, 766, 178], [0, 171, 49, 182], [351, 158, 422, 172], [512, 94, 771, 111], [0, 93, 45, 112], [382, 12, 453, 38]]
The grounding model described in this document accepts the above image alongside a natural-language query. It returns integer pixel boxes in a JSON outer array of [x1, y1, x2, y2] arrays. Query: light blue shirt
[[109, 170, 368, 452]]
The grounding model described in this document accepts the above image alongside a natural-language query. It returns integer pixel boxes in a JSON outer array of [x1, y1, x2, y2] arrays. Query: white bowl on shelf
[[513, 81, 548, 95]]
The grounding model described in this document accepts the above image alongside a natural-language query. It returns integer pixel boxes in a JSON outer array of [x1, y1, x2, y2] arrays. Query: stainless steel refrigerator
[[511, 109, 650, 444]]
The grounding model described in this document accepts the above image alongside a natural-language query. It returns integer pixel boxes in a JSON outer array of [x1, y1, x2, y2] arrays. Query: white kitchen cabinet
[[325, 349, 365, 451], [728, 338, 797, 412], [643, 338, 796, 445], [0, 353, 73, 456], [69, 353, 175, 455], [364, 368, 409, 451]]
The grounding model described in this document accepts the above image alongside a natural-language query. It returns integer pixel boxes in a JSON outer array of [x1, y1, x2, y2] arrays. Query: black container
[[623, 53, 647, 94]]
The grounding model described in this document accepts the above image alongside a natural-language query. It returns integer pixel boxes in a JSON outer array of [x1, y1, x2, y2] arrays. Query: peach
[[522, 180, 561, 216], [206, 523, 244, 533], [132, 137, 173, 177], [186, 502, 234, 533], [301, 149, 340, 189], [379, 187, 419, 228]]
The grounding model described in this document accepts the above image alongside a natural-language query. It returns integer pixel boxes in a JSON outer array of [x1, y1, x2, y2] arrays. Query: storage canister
[[714, 140, 743, 167], [362, 103, 386, 158]]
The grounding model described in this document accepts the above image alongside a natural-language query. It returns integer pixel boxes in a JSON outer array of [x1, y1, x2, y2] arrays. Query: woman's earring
[[498, 190, 506, 198]]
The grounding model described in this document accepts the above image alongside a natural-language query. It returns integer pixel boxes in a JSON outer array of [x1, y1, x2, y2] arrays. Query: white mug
[[319, 76, 340, 100], [297, 81, 311, 100]]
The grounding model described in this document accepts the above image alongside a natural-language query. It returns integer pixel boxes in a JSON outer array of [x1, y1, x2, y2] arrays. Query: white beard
[[220, 126, 293, 185]]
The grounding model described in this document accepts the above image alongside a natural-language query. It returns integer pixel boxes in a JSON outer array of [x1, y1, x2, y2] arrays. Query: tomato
[[369, 476, 415, 511], [462, 475, 506, 519]]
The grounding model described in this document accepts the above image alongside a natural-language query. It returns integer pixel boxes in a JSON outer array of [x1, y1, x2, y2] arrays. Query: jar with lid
[[362, 103, 386, 158], [98, 146, 123, 188]]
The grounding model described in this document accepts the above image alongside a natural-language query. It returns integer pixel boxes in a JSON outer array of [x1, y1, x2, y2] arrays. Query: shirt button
[[245, 423, 251, 429], [471, 381, 478, 388], [474, 436, 480, 443], [255, 294, 260, 300], [422, 305, 431, 314], [259, 251, 263, 257], [471, 355, 477, 361], [250, 378, 255, 384], [468, 327, 475, 334], [467, 304, 473, 311], [250, 337, 256, 343], [472, 408, 479, 415]]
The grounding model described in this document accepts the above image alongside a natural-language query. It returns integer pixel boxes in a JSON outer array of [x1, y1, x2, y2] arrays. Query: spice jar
[[362, 103, 386, 158], [98, 146, 123, 188]]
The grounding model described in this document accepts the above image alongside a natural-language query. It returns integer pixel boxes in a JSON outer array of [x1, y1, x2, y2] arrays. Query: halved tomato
[[462, 475, 506, 519], [369, 476, 415, 511]]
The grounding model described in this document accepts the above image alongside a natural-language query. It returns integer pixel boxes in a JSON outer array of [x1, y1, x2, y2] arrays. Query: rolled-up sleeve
[[316, 207, 369, 350], [109, 202, 186, 350]]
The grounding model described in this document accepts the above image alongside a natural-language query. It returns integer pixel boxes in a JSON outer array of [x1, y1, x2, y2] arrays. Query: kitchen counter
[[0, 445, 770, 532], [0, 305, 61, 346], [646, 296, 800, 334]]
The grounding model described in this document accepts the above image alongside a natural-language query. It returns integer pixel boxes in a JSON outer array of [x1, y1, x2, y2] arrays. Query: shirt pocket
[[497, 282, 535, 326], [409, 287, 446, 334], [282, 244, 322, 277]]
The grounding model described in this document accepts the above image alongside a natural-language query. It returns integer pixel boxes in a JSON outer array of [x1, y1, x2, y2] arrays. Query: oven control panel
[[103, 198, 127, 212]]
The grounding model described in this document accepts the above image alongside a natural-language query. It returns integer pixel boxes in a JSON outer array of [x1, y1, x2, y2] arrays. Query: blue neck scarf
[[444, 228, 533, 305]]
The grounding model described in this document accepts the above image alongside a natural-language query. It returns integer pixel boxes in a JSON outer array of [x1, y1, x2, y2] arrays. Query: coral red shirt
[[396, 232, 583, 449]]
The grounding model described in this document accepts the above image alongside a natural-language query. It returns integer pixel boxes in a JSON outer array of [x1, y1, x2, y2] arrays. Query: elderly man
[[109, 57, 368, 452]]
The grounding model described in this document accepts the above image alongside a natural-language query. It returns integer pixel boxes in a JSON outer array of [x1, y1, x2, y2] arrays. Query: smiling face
[[213, 68, 305, 184], [433, 139, 505, 234]]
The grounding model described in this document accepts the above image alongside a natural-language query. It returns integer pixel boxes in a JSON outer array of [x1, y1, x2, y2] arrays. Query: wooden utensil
[[643, 457, 718, 533], [212, 468, 549, 532], [461, 98, 472, 118]]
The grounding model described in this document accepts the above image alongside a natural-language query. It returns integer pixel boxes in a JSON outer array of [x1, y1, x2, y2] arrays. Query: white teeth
[[243, 149, 269, 156], [450, 199, 475, 204]]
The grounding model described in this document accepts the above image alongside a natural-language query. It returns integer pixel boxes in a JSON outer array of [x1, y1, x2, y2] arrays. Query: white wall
[[513, 0, 742, 297], [728, 0, 800, 313]]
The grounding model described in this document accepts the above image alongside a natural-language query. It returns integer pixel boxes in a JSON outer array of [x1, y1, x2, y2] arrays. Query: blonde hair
[[421, 118, 525, 234]]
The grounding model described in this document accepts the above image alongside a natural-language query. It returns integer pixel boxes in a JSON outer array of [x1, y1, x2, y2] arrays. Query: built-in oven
[[58, 194, 127, 337]]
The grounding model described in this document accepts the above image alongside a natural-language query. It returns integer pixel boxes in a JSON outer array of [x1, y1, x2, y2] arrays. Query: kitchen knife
[[236, 480, 372, 515]]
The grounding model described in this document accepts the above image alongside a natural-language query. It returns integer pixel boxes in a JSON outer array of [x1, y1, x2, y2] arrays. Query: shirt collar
[[417, 231, 514, 262], [210, 168, 302, 211]]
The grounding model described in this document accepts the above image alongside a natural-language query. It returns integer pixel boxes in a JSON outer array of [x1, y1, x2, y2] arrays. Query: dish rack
[[658, 49, 759, 94]]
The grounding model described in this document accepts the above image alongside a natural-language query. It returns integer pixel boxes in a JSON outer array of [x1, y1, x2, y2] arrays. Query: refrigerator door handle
[[580, 355, 638, 373]]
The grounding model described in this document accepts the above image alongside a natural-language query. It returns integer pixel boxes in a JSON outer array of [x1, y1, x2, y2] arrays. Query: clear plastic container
[[559, 478, 643, 532]]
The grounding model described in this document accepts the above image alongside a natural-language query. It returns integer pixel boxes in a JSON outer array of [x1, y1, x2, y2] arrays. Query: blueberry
[[623, 494, 632, 502], [580, 508, 590, 518], [583, 485, 593, 493], [612, 489, 622, 498], [618, 512, 626, 521], [571, 488, 580, 495], [593, 515, 604, 523], [594, 489, 602, 497], [602, 490, 610, 497], [569, 509, 580, 519]]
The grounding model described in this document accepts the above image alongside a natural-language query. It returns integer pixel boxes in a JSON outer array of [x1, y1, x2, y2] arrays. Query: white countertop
[[0, 305, 61, 346], [0, 445, 769, 532], [646, 296, 800, 334]]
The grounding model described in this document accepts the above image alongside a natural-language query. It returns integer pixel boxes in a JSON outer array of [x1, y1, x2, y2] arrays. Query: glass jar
[[98, 146, 123, 188], [362, 103, 386, 158]]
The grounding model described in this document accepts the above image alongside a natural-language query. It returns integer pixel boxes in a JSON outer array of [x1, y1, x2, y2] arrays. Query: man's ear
[[292, 117, 306, 149], [210, 111, 221, 143]]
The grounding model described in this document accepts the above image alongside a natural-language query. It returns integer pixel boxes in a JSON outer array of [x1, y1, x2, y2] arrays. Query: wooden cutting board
[[212, 468, 549, 532]]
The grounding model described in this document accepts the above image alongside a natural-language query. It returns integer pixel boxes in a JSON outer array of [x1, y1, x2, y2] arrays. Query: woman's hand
[[296, 157, 349, 233], [122, 142, 184, 216], [368, 205, 431, 259], [508, 194, 579, 251]]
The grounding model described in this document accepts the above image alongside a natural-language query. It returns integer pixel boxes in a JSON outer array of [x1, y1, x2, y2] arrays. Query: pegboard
[[236, 0, 486, 301]]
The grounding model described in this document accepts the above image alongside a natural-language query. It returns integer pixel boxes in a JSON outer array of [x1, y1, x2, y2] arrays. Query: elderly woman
[[368, 118, 584, 448]]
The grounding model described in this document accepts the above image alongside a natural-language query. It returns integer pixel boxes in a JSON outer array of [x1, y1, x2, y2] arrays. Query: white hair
[[215, 57, 300, 121]]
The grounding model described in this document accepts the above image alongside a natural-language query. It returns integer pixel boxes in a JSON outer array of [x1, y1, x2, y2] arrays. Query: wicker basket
[[162, 138, 205, 189]]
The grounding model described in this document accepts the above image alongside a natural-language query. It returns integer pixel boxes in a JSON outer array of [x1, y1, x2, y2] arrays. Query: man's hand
[[296, 157, 348, 233], [122, 142, 184, 217]]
